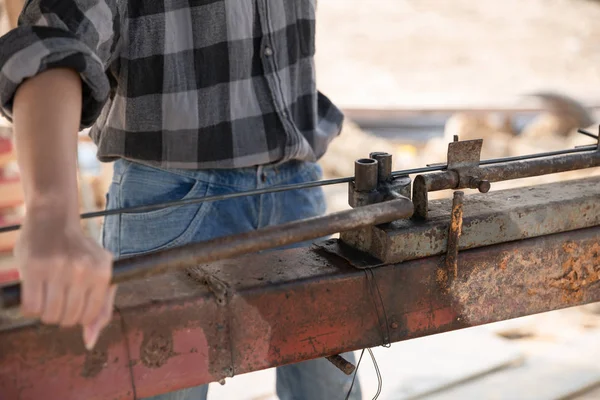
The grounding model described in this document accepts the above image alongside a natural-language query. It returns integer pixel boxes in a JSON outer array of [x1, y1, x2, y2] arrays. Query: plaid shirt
[[0, 0, 343, 169]]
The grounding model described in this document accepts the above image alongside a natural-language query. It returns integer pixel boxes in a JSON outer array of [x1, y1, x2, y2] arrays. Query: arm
[[0, 0, 122, 349], [4, 0, 24, 29], [13, 68, 115, 349]]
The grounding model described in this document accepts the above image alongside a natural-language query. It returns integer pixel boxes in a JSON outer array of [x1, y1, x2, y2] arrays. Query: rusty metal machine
[[0, 131, 599, 399]]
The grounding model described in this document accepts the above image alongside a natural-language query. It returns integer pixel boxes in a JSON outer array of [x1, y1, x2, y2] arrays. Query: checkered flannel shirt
[[0, 0, 343, 169]]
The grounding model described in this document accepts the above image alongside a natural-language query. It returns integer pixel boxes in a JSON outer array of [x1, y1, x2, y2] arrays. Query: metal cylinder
[[370, 152, 393, 182], [354, 158, 378, 192]]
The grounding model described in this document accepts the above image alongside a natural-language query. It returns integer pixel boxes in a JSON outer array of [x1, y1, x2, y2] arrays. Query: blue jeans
[[102, 159, 362, 400]]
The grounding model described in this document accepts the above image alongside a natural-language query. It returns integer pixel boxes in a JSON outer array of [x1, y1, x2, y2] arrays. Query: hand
[[14, 209, 116, 350]]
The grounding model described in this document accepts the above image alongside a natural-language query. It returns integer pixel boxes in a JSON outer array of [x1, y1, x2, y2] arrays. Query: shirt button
[[264, 46, 273, 57]]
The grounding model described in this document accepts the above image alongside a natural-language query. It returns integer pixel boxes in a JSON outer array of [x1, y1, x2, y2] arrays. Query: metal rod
[[325, 354, 356, 375], [0, 197, 414, 308], [480, 150, 600, 182], [0, 144, 596, 235], [578, 129, 599, 140], [413, 147, 600, 219]]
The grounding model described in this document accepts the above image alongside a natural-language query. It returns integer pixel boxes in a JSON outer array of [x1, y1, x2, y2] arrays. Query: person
[[0, 0, 362, 399]]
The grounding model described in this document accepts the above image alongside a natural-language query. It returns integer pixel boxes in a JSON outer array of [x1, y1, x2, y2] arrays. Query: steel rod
[[0, 144, 596, 235], [0, 197, 414, 308]]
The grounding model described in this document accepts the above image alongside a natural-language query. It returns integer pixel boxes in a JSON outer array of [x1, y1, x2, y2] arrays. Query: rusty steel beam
[[337, 176, 600, 266], [0, 225, 599, 399]]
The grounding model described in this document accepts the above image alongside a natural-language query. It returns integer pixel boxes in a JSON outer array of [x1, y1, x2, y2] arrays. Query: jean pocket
[[117, 163, 212, 257]]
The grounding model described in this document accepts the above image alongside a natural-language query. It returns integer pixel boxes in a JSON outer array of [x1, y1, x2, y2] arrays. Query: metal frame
[[0, 225, 598, 399]]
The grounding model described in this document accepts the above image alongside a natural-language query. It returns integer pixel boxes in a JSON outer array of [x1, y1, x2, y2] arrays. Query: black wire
[[369, 269, 392, 348], [344, 349, 364, 400], [343, 348, 383, 400], [0, 143, 596, 234], [367, 348, 383, 400], [364, 268, 392, 348], [577, 128, 599, 140]]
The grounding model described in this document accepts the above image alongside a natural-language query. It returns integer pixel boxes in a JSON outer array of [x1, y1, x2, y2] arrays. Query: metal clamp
[[348, 152, 411, 208]]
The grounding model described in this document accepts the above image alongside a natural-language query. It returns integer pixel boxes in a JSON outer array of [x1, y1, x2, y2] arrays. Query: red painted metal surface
[[0, 226, 599, 399]]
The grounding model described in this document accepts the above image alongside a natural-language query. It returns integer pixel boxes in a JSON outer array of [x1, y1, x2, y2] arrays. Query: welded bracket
[[328, 151, 412, 269], [447, 137, 490, 192], [413, 137, 490, 220]]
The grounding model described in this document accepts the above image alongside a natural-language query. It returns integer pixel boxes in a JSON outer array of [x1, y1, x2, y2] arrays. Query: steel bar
[[325, 354, 356, 375], [0, 197, 414, 308], [0, 145, 597, 235], [578, 129, 599, 140], [0, 226, 599, 399], [338, 176, 600, 265], [480, 149, 600, 182], [413, 147, 600, 219]]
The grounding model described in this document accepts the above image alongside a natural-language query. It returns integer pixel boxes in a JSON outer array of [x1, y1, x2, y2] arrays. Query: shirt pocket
[[116, 163, 213, 257]]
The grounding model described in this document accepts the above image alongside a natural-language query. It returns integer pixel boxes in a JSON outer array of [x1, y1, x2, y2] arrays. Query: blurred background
[[1, 0, 600, 398]]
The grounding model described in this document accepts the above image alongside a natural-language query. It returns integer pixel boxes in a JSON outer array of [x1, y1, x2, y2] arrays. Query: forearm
[[12, 68, 82, 222], [5, 0, 24, 29]]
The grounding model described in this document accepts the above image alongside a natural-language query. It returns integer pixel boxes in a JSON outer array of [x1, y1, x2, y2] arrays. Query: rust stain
[[140, 331, 176, 369], [81, 349, 108, 378], [548, 241, 600, 303], [499, 257, 508, 270], [436, 267, 448, 290]]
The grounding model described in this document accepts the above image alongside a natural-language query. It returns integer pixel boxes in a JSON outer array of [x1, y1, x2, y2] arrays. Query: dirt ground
[[315, 0, 600, 108]]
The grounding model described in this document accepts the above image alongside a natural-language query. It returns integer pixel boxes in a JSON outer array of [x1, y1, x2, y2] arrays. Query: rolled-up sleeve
[[0, 0, 121, 128]]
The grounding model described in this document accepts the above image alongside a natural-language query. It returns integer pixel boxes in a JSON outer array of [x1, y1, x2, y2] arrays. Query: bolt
[[390, 322, 399, 329], [469, 177, 491, 193]]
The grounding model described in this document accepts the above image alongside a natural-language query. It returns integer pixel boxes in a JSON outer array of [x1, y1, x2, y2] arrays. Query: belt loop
[[257, 165, 266, 184]]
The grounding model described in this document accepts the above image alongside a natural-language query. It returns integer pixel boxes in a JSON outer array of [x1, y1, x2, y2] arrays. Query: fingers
[[60, 286, 88, 327], [78, 250, 113, 327], [41, 276, 67, 324], [83, 284, 117, 350], [20, 273, 45, 317]]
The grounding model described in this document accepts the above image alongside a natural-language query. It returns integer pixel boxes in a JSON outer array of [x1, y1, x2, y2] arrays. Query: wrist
[[25, 198, 80, 228]]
